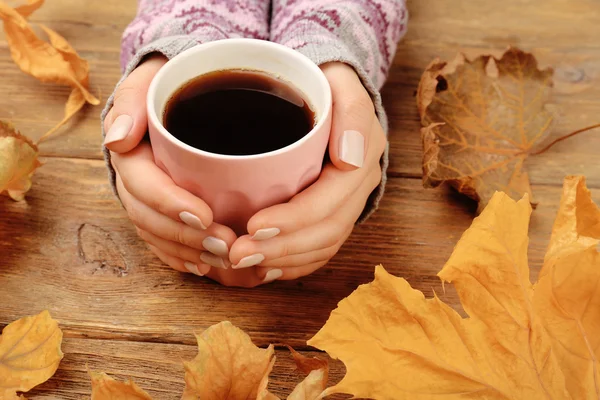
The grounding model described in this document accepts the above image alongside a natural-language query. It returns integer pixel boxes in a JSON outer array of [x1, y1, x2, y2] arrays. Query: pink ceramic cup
[[147, 38, 333, 235]]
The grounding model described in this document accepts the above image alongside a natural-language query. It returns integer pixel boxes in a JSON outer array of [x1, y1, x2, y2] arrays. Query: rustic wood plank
[[26, 338, 346, 399], [1, 158, 594, 348], [385, 0, 600, 187]]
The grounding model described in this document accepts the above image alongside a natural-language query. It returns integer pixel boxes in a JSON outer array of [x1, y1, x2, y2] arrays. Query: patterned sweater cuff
[[288, 41, 390, 223]]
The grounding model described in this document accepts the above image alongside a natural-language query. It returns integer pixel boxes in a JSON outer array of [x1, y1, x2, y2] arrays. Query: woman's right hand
[[104, 55, 239, 279]]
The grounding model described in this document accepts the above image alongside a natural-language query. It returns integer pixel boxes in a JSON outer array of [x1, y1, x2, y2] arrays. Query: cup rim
[[146, 38, 332, 161]]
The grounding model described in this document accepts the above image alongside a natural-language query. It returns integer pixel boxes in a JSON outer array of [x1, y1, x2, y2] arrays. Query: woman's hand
[[229, 62, 387, 284], [104, 55, 238, 278]]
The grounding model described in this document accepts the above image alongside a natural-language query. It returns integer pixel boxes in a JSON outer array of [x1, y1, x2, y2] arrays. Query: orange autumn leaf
[[87, 321, 327, 400], [13, 0, 43, 18], [418, 47, 570, 212], [0, 0, 99, 141], [182, 321, 276, 400], [89, 371, 153, 400], [0, 311, 63, 399], [0, 121, 41, 200], [309, 175, 600, 399]]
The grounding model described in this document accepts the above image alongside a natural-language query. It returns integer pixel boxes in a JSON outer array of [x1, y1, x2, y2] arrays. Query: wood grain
[[1, 0, 600, 396], [27, 338, 346, 399], [1, 157, 595, 349]]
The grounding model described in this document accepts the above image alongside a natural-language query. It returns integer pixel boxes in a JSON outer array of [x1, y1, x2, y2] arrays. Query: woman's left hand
[[228, 62, 387, 284]]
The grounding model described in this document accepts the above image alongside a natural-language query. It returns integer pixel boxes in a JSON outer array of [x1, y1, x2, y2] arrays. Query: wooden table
[[1, 0, 599, 397]]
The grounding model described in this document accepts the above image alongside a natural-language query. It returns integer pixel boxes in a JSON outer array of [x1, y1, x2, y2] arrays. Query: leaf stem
[[530, 123, 600, 156]]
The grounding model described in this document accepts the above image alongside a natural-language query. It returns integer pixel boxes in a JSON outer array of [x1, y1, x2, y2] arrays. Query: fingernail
[[179, 211, 207, 230], [232, 253, 265, 269], [103, 114, 133, 145], [202, 236, 229, 257], [339, 130, 365, 168], [184, 261, 207, 276], [200, 252, 229, 269], [262, 269, 283, 283], [252, 228, 280, 241]]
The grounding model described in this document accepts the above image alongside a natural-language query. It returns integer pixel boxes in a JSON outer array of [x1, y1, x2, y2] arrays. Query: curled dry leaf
[[182, 321, 275, 399], [88, 322, 327, 400], [417, 47, 598, 212], [0, 0, 99, 141], [0, 310, 63, 399], [309, 175, 600, 399], [90, 371, 153, 400], [0, 121, 41, 200]]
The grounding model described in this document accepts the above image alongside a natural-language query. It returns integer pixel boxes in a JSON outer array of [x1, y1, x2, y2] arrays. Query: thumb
[[103, 55, 167, 153], [321, 62, 375, 171]]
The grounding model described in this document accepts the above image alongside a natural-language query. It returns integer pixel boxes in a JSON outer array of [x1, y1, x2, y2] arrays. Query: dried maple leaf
[[87, 321, 327, 400], [417, 47, 598, 212], [0, 310, 64, 399], [0, 0, 99, 140], [309, 175, 600, 399], [181, 321, 276, 399], [90, 371, 153, 400], [0, 121, 41, 200]]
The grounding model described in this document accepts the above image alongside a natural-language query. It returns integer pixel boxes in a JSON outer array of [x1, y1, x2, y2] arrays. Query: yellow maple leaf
[[309, 175, 599, 399], [0, 311, 63, 399], [417, 47, 599, 212], [0, 121, 41, 201], [90, 371, 153, 400]]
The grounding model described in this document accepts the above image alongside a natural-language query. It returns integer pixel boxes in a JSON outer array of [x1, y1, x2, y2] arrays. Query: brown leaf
[[283, 347, 328, 400], [89, 371, 153, 400], [285, 346, 328, 377], [309, 175, 600, 399], [0, 311, 63, 399], [417, 47, 559, 212], [0, 121, 41, 200], [182, 321, 275, 400]]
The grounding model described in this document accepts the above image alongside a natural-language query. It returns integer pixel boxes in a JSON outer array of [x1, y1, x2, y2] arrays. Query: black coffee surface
[[164, 69, 315, 156]]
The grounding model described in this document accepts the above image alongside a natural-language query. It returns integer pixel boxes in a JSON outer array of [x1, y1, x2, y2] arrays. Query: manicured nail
[[200, 252, 228, 269], [103, 114, 133, 145], [184, 261, 206, 276], [232, 253, 265, 269], [339, 130, 365, 168], [252, 228, 280, 241], [262, 269, 283, 283], [179, 211, 207, 230], [202, 237, 229, 257]]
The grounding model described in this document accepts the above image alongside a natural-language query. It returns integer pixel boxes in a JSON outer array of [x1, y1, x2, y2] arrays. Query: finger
[[112, 142, 214, 230], [136, 227, 203, 266], [258, 261, 328, 283], [321, 62, 375, 171], [255, 227, 351, 269], [231, 170, 379, 268], [103, 55, 167, 152], [247, 118, 386, 237], [116, 174, 235, 260], [147, 244, 211, 277]]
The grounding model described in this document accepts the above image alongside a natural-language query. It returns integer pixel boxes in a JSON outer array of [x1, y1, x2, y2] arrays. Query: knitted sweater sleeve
[[102, 0, 408, 222], [102, 0, 270, 194], [270, 0, 408, 221]]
